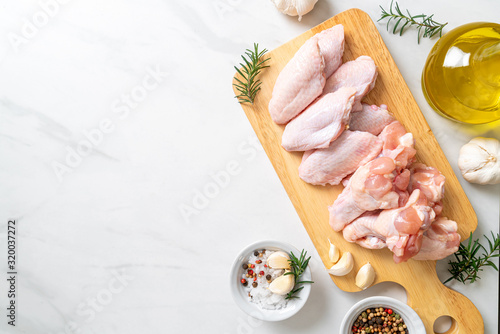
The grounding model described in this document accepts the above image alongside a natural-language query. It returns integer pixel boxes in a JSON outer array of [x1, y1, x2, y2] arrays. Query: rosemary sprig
[[284, 250, 314, 299], [444, 232, 500, 284], [378, 1, 448, 43], [233, 43, 270, 104]]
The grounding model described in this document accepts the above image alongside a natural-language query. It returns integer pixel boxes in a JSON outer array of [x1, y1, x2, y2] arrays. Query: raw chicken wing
[[329, 157, 400, 231], [357, 235, 387, 249], [299, 130, 382, 186], [269, 26, 345, 124], [268, 37, 325, 124], [282, 87, 356, 151], [393, 169, 411, 206], [343, 189, 436, 263], [409, 163, 446, 216], [379, 121, 416, 171], [414, 217, 461, 261], [409, 163, 445, 203], [349, 104, 395, 135], [316, 25, 345, 78], [321, 56, 377, 111]]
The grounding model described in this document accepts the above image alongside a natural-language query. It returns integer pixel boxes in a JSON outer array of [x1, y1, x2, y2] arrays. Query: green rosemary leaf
[[399, 20, 410, 35], [467, 232, 473, 249], [486, 236, 494, 251], [486, 261, 498, 271], [233, 78, 246, 87], [233, 43, 270, 104], [379, 0, 447, 43], [234, 67, 246, 80], [285, 249, 314, 299], [386, 17, 392, 31], [286, 296, 299, 300], [392, 17, 402, 34], [445, 232, 500, 284]]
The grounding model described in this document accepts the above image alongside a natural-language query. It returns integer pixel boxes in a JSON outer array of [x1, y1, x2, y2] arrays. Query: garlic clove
[[458, 137, 500, 185], [267, 251, 291, 269], [328, 239, 340, 264], [270, 0, 318, 21], [355, 262, 376, 290], [326, 252, 353, 276], [268, 271, 295, 295]]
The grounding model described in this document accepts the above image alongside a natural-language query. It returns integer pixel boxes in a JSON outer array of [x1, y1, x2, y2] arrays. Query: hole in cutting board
[[434, 315, 456, 333]]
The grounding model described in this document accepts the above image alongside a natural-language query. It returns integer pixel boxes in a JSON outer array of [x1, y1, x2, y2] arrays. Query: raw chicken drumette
[[409, 163, 446, 216], [379, 121, 416, 171], [343, 189, 436, 263], [329, 157, 404, 231], [414, 217, 461, 261]]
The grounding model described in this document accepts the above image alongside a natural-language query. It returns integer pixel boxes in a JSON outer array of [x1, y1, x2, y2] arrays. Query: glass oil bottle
[[422, 22, 500, 124]]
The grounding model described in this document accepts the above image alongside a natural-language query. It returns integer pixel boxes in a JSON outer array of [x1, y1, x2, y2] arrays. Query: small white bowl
[[339, 296, 425, 334], [229, 240, 312, 321]]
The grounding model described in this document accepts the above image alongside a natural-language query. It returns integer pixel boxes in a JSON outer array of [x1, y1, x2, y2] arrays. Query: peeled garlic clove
[[355, 262, 376, 290], [267, 251, 291, 269], [458, 137, 500, 185], [268, 272, 295, 295], [326, 252, 353, 276], [328, 239, 340, 264], [270, 0, 318, 21]]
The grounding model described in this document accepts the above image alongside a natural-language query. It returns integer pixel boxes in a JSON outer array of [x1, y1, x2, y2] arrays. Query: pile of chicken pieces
[[269, 25, 461, 263]]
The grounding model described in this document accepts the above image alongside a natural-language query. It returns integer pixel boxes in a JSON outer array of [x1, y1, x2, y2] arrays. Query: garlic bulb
[[458, 137, 500, 185], [269, 271, 295, 295], [355, 262, 376, 290], [326, 252, 353, 276], [270, 0, 318, 21], [267, 251, 291, 269], [328, 239, 340, 264]]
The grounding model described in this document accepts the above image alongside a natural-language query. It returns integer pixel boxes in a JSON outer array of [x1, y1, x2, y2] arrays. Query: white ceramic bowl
[[229, 240, 312, 321], [339, 296, 425, 334]]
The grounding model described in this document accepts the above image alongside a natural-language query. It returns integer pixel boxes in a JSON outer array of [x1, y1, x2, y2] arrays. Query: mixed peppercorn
[[240, 249, 269, 289], [351, 307, 408, 333]]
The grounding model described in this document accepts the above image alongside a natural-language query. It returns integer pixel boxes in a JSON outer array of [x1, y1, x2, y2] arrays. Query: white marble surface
[[0, 0, 499, 333]]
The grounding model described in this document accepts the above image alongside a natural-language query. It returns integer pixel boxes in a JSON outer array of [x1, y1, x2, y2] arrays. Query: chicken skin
[[299, 130, 382, 186], [329, 157, 401, 231], [269, 25, 344, 124], [282, 87, 356, 152], [321, 56, 377, 111]]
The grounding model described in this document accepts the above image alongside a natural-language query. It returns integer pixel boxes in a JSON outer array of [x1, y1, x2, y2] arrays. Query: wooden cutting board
[[233, 8, 482, 334]]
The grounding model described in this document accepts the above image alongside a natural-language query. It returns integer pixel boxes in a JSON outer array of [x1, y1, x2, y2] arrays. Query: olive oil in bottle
[[422, 22, 500, 124]]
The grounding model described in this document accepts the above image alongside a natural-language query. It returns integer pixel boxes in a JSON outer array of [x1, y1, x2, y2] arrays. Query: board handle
[[403, 267, 484, 333]]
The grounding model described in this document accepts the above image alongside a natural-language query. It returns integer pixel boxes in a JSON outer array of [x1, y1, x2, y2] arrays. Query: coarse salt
[[241, 250, 290, 310]]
